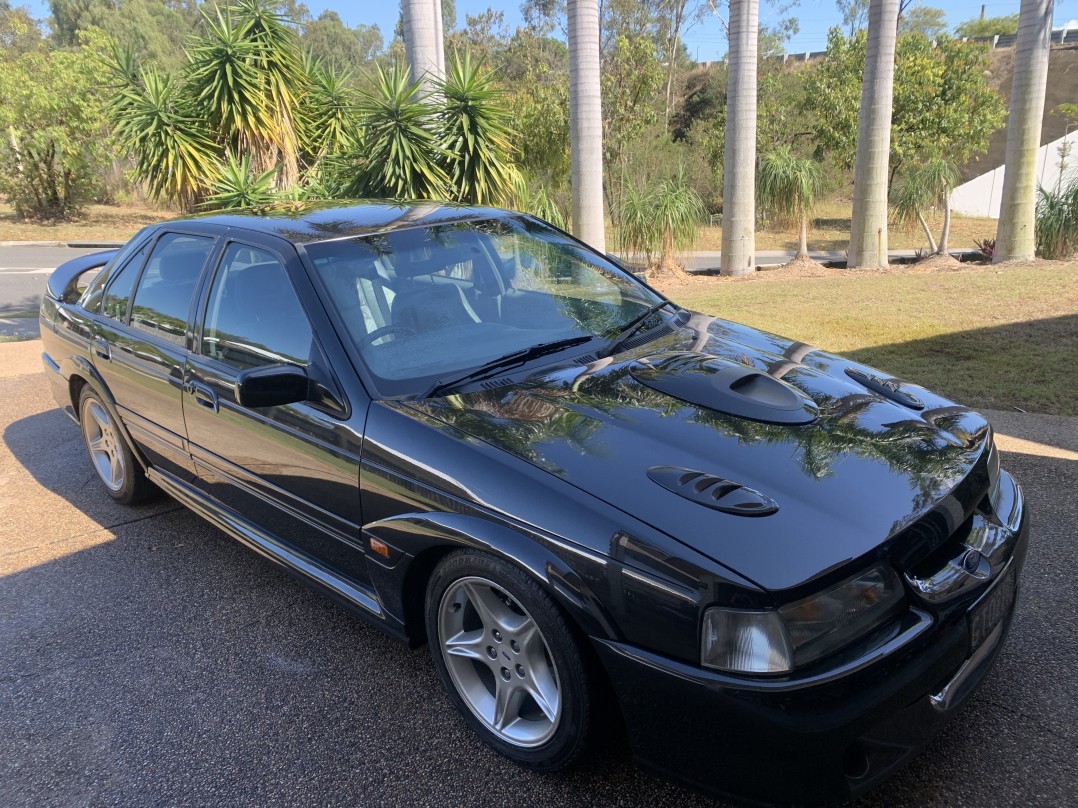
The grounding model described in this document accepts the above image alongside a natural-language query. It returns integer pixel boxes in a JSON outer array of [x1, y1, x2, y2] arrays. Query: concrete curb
[[0, 240, 124, 248]]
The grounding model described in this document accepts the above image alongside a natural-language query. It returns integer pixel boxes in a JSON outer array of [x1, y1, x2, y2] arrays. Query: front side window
[[129, 233, 214, 345], [201, 243, 313, 370], [305, 216, 661, 397]]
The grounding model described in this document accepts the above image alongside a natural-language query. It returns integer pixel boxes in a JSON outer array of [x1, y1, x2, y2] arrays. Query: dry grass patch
[[0, 203, 173, 243], [692, 199, 998, 254], [660, 260, 1078, 416]]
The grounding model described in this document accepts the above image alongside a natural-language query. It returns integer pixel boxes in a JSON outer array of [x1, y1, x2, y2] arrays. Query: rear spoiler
[[45, 250, 118, 303]]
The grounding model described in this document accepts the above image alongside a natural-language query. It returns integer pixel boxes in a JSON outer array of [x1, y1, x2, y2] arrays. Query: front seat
[[392, 281, 481, 333]]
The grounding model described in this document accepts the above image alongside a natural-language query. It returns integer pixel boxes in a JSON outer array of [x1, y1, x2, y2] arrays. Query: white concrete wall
[[950, 132, 1078, 219]]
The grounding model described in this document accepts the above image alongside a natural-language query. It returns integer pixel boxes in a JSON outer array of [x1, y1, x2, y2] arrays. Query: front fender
[[363, 511, 620, 646]]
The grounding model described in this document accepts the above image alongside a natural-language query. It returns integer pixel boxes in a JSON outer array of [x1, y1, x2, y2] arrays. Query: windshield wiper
[[419, 335, 595, 399], [601, 300, 678, 357]]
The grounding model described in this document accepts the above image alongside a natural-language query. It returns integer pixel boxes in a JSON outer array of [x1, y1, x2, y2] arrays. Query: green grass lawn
[[663, 262, 1078, 417]]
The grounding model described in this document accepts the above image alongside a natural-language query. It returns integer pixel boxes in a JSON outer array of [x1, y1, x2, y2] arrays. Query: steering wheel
[[359, 325, 417, 347]]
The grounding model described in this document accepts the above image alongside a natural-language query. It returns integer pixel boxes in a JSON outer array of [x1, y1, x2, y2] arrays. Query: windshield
[[304, 215, 664, 397]]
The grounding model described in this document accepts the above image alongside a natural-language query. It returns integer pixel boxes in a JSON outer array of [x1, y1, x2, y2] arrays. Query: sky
[[19, 0, 1078, 62]]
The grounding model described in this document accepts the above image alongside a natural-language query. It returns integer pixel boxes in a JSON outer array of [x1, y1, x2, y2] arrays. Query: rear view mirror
[[235, 364, 309, 409]]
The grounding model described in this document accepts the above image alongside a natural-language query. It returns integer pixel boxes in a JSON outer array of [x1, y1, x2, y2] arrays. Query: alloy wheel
[[437, 576, 562, 748], [81, 398, 125, 492]]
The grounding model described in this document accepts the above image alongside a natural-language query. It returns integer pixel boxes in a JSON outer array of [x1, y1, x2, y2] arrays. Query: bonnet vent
[[845, 368, 925, 410], [648, 466, 779, 517]]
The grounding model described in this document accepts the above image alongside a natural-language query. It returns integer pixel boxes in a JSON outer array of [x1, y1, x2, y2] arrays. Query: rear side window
[[129, 234, 214, 345], [201, 242, 313, 370], [102, 244, 149, 321]]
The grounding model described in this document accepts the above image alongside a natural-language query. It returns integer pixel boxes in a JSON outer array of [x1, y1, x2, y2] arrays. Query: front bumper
[[593, 473, 1029, 807]]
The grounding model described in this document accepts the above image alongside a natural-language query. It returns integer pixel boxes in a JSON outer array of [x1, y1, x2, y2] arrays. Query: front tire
[[78, 386, 156, 505], [426, 551, 595, 771]]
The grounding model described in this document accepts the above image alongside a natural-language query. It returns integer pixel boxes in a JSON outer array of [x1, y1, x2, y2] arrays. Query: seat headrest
[[157, 250, 204, 282]]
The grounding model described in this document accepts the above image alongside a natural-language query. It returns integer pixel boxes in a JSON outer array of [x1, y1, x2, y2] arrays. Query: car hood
[[406, 315, 992, 595]]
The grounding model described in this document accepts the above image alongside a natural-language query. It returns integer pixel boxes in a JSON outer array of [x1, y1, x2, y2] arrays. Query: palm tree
[[720, 0, 758, 277], [757, 147, 823, 259], [890, 157, 960, 255], [847, 0, 899, 269], [437, 50, 516, 206], [567, 0, 606, 251], [994, 0, 1054, 263], [401, 0, 445, 92]]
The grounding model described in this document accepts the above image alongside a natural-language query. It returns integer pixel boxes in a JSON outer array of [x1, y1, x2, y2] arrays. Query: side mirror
[[235, 364, 309, 409]]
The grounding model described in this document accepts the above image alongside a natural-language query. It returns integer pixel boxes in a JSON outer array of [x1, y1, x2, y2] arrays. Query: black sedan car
[[39, 203, 1027, 806]]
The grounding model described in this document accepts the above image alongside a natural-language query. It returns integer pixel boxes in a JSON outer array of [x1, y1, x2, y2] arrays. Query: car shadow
[[842, 313, 1078, 426]]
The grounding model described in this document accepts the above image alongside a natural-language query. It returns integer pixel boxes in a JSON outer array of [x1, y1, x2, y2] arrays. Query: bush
[[0, 33, 110, 219]]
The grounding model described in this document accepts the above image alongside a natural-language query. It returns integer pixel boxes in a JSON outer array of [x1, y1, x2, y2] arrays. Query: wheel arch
[[65, 358, 149, 472], [365, 511, 621, 649]]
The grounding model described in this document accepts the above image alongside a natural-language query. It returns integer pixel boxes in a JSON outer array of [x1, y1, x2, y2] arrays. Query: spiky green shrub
[[437, 50, 516, 206], [889, 157, 960, 255], [616, 172, 705, 268], [1035, 176, 1078, 259], [347, 62, 448, 200], [203, 152, 278, 209]]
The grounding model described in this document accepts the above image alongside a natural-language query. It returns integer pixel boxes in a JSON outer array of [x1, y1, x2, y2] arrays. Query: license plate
[[969, 565, 1016, 651]]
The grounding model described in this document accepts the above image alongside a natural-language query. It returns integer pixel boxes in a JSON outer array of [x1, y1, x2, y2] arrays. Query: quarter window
[[101, 244, 148, 321], [129, 233, 214, 344], [202, 243, 313, 370]]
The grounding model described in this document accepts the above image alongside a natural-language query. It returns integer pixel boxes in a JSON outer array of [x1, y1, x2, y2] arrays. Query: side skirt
[[147, 466, 403, 639]]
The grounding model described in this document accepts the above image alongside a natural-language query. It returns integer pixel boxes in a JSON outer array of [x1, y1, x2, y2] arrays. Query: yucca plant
[[437, 50, 517, 206], [183, 7, 273, 171], [106, 52, 217, 211], [348, 62, 448, 200], [203, 151, 278, 209], [1035, 176, 1078, 259], [890, 157, 961, 255], [757, 147, 823, 259], [300, 54, 358, 161]]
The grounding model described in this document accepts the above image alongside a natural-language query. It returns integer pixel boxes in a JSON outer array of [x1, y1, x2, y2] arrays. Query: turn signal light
[[370, 537, 390, 558]]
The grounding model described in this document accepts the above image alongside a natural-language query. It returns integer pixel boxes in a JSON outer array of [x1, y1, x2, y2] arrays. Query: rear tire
[[78, 386, 157, 505], [426, 550, 595, 771]]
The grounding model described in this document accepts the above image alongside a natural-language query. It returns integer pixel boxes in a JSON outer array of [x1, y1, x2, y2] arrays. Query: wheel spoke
[[527, 663, 560, 723], [492, 678, 525, 731], [444, 628, 487, 661], [87, 435, 105, 454], [89, 403, 109, 433], [109, 452, 123, 487], [460, 581, 515, 633]]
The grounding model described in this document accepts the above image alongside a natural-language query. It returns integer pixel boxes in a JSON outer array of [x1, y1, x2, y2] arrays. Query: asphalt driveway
[[2, 339, 1076, 807]]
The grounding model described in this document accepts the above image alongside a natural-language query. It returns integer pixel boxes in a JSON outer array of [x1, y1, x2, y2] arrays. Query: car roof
[[176, 200, 513, 245]]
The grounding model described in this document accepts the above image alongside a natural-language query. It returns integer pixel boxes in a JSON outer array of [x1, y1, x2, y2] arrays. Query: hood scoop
[[648, 466, 779, 516], [630, 352, 819, 425]]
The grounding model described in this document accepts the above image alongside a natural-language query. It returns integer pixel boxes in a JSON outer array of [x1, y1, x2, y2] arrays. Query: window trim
[[194, 236, 315, 376], [125, 229, 219, 348]]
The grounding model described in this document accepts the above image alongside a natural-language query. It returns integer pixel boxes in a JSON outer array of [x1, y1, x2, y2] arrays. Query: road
[[1, 338, 1076, 807], [0, 246, 106, 338]]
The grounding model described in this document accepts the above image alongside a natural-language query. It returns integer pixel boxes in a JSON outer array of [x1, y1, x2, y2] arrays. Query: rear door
[[91, 229, 218, 481], [182, 234, 370, 583]]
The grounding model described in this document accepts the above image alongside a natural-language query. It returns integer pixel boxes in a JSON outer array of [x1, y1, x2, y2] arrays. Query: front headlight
[[702, 565, 905, 674]]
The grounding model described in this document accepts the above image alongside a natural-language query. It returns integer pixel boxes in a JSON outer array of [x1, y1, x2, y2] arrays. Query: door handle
[[189, 381, 219, 413], [92, 338, 111, 362]]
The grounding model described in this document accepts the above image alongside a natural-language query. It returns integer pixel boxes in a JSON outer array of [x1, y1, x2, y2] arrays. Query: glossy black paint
[[38, 203, 1029, 807]]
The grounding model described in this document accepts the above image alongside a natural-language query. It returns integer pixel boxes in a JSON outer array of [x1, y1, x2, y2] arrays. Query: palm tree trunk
[[721, 0, 758, 277], [568, 0, 606, 252], [847, 0, 899, 269], [917, 210, 938, 252], [936, 197, 951, 255], [402, 0, 445, 91], [994, 0, 1054, 263], [797, 203, 809, 258]]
